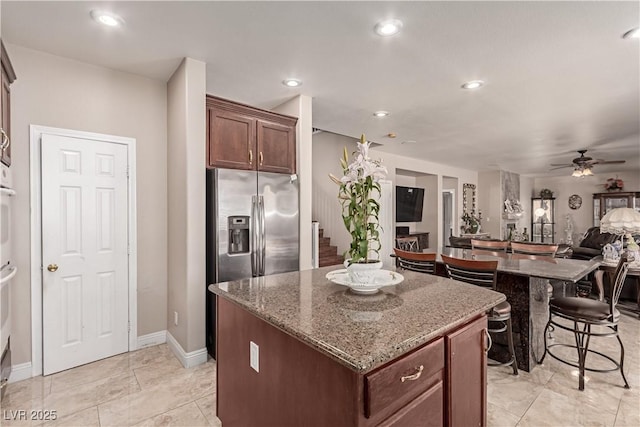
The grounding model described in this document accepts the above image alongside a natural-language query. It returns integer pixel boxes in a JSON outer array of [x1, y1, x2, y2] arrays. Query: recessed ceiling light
[[282, 79, 302, 88], [622, 27, 640, 39], [461, 80, 485, 90], [90, 10, 124, 27], [374, 19, 403, 37], [373, 111, 390, 117]]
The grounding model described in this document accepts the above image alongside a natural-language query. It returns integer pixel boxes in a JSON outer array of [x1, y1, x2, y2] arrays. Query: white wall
[[273, 95, 313, 271], [478, 171, 502, 238], [533, 170, 640, 241], [416, 175, 438, 248], [519, 176, 534, 239], [8, 44, 168, 364], [167, 58, 206, 354], [311, 131, 352, 256], [311, 131, 478, 254]]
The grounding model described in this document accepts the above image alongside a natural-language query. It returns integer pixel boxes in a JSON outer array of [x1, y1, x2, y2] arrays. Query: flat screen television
[[396, 186, 425, 222]]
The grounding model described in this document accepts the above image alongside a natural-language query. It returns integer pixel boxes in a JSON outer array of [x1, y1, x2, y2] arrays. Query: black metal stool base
[[488, 316, 518, 375], [538, 315, 630, 391]]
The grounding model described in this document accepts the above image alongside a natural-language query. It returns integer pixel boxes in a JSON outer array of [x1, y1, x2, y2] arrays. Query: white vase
[[344, 259, 384, 284]]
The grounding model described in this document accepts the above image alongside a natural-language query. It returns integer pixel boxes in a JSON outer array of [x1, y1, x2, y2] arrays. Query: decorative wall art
[[568, 194, 582, 210]]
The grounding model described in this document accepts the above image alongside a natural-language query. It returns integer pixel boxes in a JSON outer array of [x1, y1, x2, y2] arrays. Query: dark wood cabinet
[[446, 315, 487, 427], [217, 295, 487, 427], [593, 192, 640, 227], [379, 383, 444, 427], [256, 119, 295, 174], [206, 95, 297, 174], [1, 41, 16, 167]]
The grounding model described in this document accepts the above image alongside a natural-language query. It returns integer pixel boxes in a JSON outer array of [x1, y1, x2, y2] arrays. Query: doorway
[[30, 126, 137, 376]]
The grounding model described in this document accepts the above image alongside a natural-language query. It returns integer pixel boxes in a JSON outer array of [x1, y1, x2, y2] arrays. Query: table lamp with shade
[[599, 207, 640, 262]]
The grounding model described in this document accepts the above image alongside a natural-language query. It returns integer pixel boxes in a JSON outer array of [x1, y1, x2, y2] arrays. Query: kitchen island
[[209, 266, 505, 427]]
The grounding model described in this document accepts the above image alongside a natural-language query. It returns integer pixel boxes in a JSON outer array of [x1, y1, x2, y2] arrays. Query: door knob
[[47, 264, 59, 272]]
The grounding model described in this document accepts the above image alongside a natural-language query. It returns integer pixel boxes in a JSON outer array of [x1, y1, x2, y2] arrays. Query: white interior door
[[42, 133, 129, 375]]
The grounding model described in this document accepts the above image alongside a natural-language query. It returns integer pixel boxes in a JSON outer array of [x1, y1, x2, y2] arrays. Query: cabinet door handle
[[484, 328, 492, 352], [259, 151, 263, 166], [400, 365, 424, 382], [249, 149, 253, 165]]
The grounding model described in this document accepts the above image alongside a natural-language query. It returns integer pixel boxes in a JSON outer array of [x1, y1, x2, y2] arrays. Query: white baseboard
[[166, 332, 208, 368], [8, 332, 168, 384], [137, 330, 167, 349], [9, 362, 33, 383]]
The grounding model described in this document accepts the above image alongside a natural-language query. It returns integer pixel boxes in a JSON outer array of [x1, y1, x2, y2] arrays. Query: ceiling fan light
[[572, 169, 583, 177], [583, 167, 593, 176]]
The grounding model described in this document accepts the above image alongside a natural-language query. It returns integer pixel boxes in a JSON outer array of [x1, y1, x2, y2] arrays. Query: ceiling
[[2, 1, 639, 177]]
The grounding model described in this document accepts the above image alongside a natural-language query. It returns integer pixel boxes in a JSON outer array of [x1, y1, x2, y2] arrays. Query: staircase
[[318, 228, 344, 267]]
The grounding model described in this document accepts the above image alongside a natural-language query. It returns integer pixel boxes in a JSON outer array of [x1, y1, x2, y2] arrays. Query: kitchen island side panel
[[217, 297, 360, 427]]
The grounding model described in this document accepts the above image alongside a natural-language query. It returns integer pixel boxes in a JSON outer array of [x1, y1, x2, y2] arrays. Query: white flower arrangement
[[330, 134, 388, 263]]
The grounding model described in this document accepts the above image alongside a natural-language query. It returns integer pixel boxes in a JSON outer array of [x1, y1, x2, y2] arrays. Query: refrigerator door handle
[[251, 195, 258, 277], [259, 195, 266, 275]]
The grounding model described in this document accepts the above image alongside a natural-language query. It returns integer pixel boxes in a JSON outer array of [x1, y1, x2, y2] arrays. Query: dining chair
[[510, 242, 558, 257], [441, 254, 518, 375], [395, 236, 419, 252], [511, 242, 560, 299], [538, 255, 631, 391], [393, 248, 436, 274], [471, 239, 509, 252]]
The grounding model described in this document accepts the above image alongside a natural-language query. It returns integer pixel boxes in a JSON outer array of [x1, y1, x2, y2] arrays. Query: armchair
[[571, 227, 618, 260]]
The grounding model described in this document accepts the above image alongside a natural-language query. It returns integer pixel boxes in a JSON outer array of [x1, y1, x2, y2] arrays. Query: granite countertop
[[209, 266, 505, 373], [440, 248, 600, 282]]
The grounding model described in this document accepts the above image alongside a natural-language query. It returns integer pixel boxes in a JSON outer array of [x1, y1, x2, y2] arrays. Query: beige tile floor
[[2, 344, 220, 426], [2, 313, 638, 426]]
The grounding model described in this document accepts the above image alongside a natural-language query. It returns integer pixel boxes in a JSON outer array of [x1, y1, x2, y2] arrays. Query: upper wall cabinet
[[206, 96, 297, 174], [1, 42, 17, 167]]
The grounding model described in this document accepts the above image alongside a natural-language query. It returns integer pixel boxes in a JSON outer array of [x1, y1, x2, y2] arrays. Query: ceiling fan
[[550, 149, 625, 176]]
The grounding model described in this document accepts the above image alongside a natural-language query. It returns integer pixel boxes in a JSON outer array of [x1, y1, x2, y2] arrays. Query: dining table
[[432, 248, 601, 371]]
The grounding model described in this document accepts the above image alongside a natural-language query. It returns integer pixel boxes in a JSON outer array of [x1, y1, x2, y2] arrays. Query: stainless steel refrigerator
[[206, 168, 299, 357]]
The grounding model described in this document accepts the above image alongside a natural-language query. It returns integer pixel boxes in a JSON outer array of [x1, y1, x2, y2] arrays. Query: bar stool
[[442, 255, 518, 375], [395, 236, 419, 252], [512, 242, 559, 298], [538, 255, 630, 390], [471, 239, 509, 252], [510, 242, 558, 257], [393, 249, 436, 274]]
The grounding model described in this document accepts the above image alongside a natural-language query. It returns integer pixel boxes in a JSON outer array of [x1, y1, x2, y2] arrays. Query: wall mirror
[[463, 183, 476, 214]]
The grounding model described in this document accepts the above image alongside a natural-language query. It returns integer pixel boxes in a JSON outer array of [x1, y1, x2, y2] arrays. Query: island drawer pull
[[484, 328, 492, 352], [400, 365, 424, 382]]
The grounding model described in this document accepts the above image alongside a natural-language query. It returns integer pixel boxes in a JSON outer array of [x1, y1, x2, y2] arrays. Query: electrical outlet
[[250, 341, 259, 372], [174, 311, 178, 326]]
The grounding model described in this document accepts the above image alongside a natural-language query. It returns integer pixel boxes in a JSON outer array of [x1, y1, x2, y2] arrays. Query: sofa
[[570, 226, 618, 260]]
